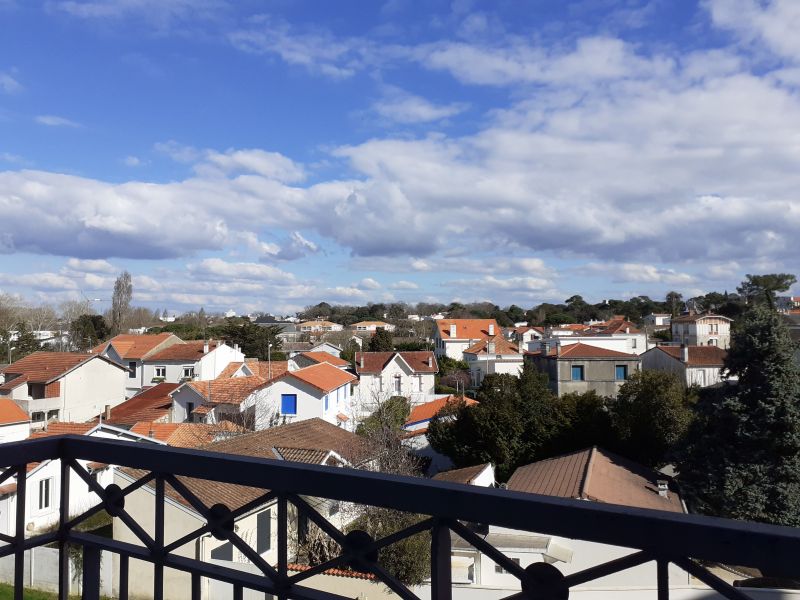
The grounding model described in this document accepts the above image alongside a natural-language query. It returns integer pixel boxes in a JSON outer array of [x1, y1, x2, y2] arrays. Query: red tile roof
[[185, 376, 266, 406], [29, 422, 95, 439], [654, 345, 727, 367], [91, 333, 179, 360], [406, 395, 477, 426], [287, 563, 375, 581], [464, 336, 519, 355], [300, 352, 350, 367], [128, 422, 232, 448], [671, 313, 732, 324], [217, 362, 244, 378], [529, 343, 639, 360], [146, 340, 223, 361], [0, 352, 121, 386], [276, 363, 356, 394], [433, 463, 492, 485], [354, 351, 437, 374], [437, 319, 500, 340], [0, 399, 29, 424], [247, 360, 289, 381], [591, 319, 641, 335], [105, 383, 180, 426], [507, 447, 685, 513]]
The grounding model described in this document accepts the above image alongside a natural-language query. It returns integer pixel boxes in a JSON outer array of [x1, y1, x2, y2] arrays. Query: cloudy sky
[[1, 0, 799, 315]]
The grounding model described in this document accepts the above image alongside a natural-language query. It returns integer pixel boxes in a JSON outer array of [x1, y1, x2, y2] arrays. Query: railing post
[[59, 457, 71, 600], [431, 520, 452, 600], [14, 464, 26, 600], [154, 475, 165, 600], [119, 554, 129, 600], [277, 494, 288, 600], [657, 558, 669, 600], [81, 544, 101, 600]]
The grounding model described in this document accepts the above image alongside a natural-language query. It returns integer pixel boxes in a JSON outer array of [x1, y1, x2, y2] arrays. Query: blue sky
[[1, 0, 799, 315]]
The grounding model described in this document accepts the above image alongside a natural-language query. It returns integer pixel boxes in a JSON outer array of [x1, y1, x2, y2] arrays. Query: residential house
[[0, 352, 128, 425], [217, 359, 289, 381], [525, 342, 640, 398], [433, 319, 501, 359], [113, 418, 368, 600], [432, 463, 495, 487], [511, 326, 544, 347], [104, 382, 181, 427], [549, 323, 592, 337], [441, 447, 688, 590], [298, 321, 343, 334], [354, 351, 438, 412], [291, 351, 351, 370], [463, 336, 523, 386], [529, 320, 648, 356], [0, 399, 30, 443], [170, 375, 269, 426], [641, 345, 730, 388], [142, 340, 245, 385], [350, 321, 396, 333], [671, 313, 732, 349], [127, 421, 240, 447], [0, 422, 161, 537], [643, 313, 671, 328], [242, 363, 357, 430], [91, 332, 183, 397], [403, 395, 477, 474]]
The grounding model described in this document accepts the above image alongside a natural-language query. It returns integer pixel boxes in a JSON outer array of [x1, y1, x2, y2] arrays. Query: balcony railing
[[1, 435, 799, 600]]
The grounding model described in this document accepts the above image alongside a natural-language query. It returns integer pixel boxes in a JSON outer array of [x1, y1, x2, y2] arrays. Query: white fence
[[0, 546, 113, 597]]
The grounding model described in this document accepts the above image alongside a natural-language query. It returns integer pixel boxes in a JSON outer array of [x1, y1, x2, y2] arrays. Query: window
[[46, 409, 59, 421], [709, 339, 717, 346], [31, 411, 45, 422], [128, 361, 137, 379], [210, 542, 233, 561], [39, 478, 52, 510], [495, 557, 521, 574], [324, 395, 329, 411], [615, 365, 628, 381], [631, 338, 637, 349], [571, 365, 585, 381], [186, 402, 195, 419], [182, 365, 195, 379], [394, 374, 402, 393], [257, 509, 272, 554], [417, 375, 424, 392], [27, 383, 45, 399], [281, 394, 297, 415], [155, 366, 166, 378]]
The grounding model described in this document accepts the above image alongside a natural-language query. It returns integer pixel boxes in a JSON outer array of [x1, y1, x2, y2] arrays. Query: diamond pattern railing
[[0, 435, 798, 600]]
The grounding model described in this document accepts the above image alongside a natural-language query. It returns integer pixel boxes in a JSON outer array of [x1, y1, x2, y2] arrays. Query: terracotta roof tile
[[217, 362, 244, 378], [129, 422, 229, 448], [0, 352, 116, 385], [406, 395, 477, 426], [248, 360, 289, 381], [91, 333, 178, 360], [671, 313, 732, 324], [105, 383, 180, 426], [507, 447, 684, 513], [592, 319, 642, 335], [287, 563, 375, 581], [276, 363, 356, 394], [146, 340, 223, 362], [433, 463, 491, 485], [0, 399, 30, 424], [655, 345, 727, 367], [300, 352, 350, 367], [29, 422, 95, 439], [464, 336, 519, 355], [354, 351, 437, 375], [437, 319, 500, 340], [272, 447, 331, 464], [528, 343, 639, 360], [185, 376, 266, 406]]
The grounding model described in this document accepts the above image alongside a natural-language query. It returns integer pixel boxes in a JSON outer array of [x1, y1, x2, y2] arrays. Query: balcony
[[0, 435, 799, 600]]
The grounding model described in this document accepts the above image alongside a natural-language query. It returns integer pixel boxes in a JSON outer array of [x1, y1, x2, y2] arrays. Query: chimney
[[449, 324, 457, 338], [104, 405, 111, 421], [657, 480, 669, 498], [680, 344, 689, 363], [203, 340, 209, 354], [359, 354, 364, 369], [542, 341, 550, 356], [625, 327, 630, 334], [556, 343, 561, 356], [427, 355, 433, 368], [488, 323, 495, 336], [487, 341, 495, 354]]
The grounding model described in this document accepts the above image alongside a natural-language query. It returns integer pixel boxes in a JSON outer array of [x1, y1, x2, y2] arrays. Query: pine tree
[[675, 303, 800, 526]]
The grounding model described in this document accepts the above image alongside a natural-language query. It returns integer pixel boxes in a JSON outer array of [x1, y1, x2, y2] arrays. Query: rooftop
[[433, 463, 492, 485], [299, 351, 350, 367], [146, 340, 223, 361], [184, 376, 266, 406], [128, 421, 236, 448], [355, 351, 437, 374], [437, 319, 500, 340], [464, 336, 520, 355], [671, 313, 733, 324], [653, 345, 728, 367], [528, 342, 639, 360], [105, 382, 181, 426], [406, 395, 477, 426], [91, 332, 178, 360], [276, 362, 356, 394], [0, 399, 30, 425], [0, 352, 122, 388]]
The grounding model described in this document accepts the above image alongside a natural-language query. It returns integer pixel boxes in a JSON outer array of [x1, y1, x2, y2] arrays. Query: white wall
[[466, 355, 523, 386], [60, 357, 127, 422], [243, 378, 352, 429], [356, 355, 436, 415], [0, 421, 30, 444], [198, 345, 245, 380]]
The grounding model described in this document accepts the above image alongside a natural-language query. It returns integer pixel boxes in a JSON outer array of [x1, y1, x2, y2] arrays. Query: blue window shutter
[[616, 365, 627, 380], [281, 394, 297, 415], [571, 365, 584, 381]]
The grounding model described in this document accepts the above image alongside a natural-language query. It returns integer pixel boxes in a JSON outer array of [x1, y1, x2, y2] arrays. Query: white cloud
[[35, 115, 81, 128], [586, 263, 697, 286], [65, 258, 116, 274], [188, 258, 296, 283], [372, 86, 468, 124], [123, 155, 143, 167], [389, 280, 418, 290], [0, 72, 22, 94], [357, 277, 382, 290], [202, 148, 305, 183]]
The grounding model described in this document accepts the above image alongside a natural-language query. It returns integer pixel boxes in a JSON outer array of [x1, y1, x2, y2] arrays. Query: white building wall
[[243, 378, 352, 429], [60, 358, 127, 422], [198, 345, 245, 380], [0, 422, 29, 444], [356, 357, 436, 415]]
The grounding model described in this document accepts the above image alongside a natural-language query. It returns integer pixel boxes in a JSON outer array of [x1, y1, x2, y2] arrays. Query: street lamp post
[[7, 346, 15, 364], [268, 343, 273, 380]]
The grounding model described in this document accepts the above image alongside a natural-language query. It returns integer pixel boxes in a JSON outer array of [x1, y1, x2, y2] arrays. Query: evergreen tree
[[367, 328, 394, 352], [11, 321, 40, 361], [675, 304, 800, 526]]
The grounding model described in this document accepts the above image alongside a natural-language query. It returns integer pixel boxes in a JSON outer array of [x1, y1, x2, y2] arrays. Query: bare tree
[[111, 271, 133, 335], [24, 304, 58, 333]]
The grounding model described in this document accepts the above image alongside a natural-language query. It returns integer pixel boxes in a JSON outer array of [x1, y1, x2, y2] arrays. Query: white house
[[243, 363, 357, 430], [433, 319, 501, 359], [0, 352, 128, 426], [112, 419, 368, 600], [0, 422, 162, 537], [511, 326, 544, 347], [643, 313, 671, 328], [0, 399, 30, 443], [354, 351, 438, 413], [142, 340, 245, 385], [403, 395, 477, 474], [290, 351, 351, 371], [92, 332, 183, 397], [170, 375, 268, 426], [443, 447, 689, 590], [671, 313, 733, 349], [463, 337, 523, 386], [299, 321, 343, 333], [641, 345, 730, 388], [350, 321, 396, 333]]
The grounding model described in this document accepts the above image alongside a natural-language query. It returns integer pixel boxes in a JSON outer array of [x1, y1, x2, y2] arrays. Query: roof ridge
[[578, 446, 597, 500]]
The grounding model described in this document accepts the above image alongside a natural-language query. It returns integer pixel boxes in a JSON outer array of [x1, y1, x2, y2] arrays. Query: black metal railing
[[0, 435, 799, 600]]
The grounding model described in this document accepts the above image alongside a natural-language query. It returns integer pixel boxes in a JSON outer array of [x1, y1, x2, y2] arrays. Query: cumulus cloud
[[0, 72, 22, 94], [372, 86, 467, 124], [389, 280, 419, 290], [65, 258, 117, 273], [188, 258, 296, 283], [35, 115, 81, 127], [585, 263, 697, 286]]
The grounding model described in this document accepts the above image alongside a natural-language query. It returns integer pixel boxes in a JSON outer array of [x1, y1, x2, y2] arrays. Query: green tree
[[71, 314, 109, 351], [610, 371, 695, 468], [675, 304, 800, 526], [545, 391, 614, 457], [367, 328, 394, 352], [219, 318, 284, 360], [736, 273, 797, 309], [665, 291, 683, 317], [10, 321, 40, 361]]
